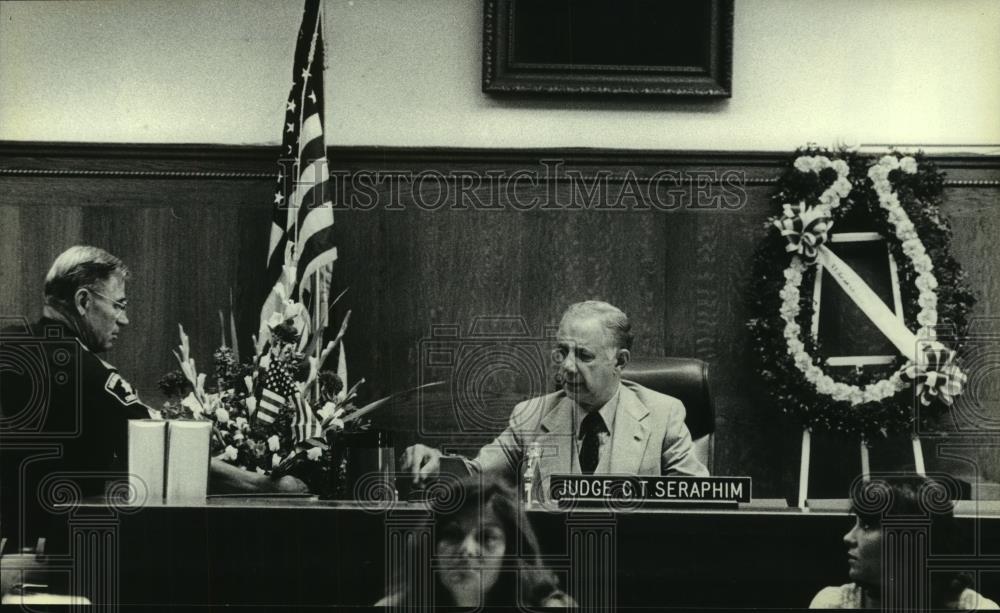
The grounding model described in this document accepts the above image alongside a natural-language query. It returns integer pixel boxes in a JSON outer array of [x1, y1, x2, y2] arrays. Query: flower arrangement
[[746, 148, 975, 439], [158, 296, 366, 492]]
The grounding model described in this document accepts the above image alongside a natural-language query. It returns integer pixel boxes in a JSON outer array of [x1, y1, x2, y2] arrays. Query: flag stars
[[274, 192, 285, 205], [286, 99, 297, 113], [301, 67, 311, 81], [286, 122, 295, 133], [308, 90, 317, 104]]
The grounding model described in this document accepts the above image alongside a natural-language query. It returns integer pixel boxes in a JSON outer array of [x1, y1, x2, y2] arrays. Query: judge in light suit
[[403, 301, 708, 499]]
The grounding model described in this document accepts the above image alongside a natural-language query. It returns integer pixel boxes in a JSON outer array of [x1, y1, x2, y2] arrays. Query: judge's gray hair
[[561, 300, 633, 351]]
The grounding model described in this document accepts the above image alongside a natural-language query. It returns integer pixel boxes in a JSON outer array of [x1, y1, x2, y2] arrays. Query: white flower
[[918, 292, 938, 309], [272, 453, 282, 469], [899, 157, 918, 173], [917, 309, 939, 327], [215, 407, 230, 424], [317, 401, 337, 421], [879, 155, 900, 170], [328, 418, 345, 431], [245, 397, 257, 415], [224, 445, 239, 461], [181, 392, 203, 417], [881, 193, 901, 209], [783, 322, 801, 339], [794, 156, 815, 173], [235, 417, 249, 431], [832, 160, 849, 175], [267, 435, 281, 452], [233, 431, 244, 442], [816, 377, 836, 395], [794, 352, 812, 369], [805, 365, 824, 381], [913, 255, 934, 274], [306, 447, 323, 461], [787, 339, 805, 354], [255, 467, 267, 475], [848, 389, 865, 405]]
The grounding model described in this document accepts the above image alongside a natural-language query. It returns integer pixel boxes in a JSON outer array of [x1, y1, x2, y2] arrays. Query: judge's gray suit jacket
[[467, 380, 708, 500]]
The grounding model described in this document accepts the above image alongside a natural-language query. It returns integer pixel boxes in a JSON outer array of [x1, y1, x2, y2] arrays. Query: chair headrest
[[623, 357, 714, 439]]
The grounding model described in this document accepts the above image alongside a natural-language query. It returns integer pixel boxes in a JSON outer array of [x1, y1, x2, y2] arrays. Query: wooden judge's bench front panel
[[50, 500, 997, 609]]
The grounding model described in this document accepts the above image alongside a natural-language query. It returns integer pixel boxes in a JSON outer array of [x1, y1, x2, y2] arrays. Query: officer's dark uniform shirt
[[0, 317, 152, 551]]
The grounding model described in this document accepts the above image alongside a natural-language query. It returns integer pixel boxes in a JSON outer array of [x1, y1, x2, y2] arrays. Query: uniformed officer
[[0, 245, 151, 553]]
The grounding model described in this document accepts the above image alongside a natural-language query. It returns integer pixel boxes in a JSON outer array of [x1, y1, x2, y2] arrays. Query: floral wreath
[[747, 148, 975, 439]]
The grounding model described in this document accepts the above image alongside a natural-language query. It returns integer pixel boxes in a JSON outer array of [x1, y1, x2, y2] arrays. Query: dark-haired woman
[[377, 478, 574, 607], [811, 475, 998, 609]]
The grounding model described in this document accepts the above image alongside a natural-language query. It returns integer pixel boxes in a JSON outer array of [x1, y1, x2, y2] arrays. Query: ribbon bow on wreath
[[903, 343, 967, 406], [774, 202, 833, 262]]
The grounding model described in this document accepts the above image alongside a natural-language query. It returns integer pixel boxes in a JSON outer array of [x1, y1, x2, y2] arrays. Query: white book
[[165, 420, 211, 503], [127, 420, 166, 505]]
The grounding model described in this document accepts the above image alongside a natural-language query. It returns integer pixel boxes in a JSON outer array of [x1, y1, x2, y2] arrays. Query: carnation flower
[[917, 309, 939, 326], [879, 155, 900, 170], [899, 157, 918, 173], [224, 445, 239, 461], [268, 435, 281, 452], [306, 447, 323, 461]]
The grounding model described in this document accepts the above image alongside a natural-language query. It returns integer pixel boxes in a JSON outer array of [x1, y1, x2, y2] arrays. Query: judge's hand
[[401, 444, 441, 484]]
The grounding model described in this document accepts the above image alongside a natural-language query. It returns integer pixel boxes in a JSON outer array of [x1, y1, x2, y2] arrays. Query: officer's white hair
[[44, 245, 130, 306]]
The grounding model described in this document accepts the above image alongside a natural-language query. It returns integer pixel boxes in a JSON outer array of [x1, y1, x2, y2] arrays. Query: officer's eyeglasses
[[88, 288, 128, 314]]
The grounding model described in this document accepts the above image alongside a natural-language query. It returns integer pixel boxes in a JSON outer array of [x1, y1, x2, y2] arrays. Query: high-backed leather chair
[[623, 357, 715, 472]]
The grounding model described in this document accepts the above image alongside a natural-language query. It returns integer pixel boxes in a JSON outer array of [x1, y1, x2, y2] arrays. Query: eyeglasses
[[88, 288, 129, 314]]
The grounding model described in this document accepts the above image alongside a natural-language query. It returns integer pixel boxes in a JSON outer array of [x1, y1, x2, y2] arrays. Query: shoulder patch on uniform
[[105, 372, 139, 406]]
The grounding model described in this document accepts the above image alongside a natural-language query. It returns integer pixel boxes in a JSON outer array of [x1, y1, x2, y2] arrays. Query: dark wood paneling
[[2, 142, 999, 498]]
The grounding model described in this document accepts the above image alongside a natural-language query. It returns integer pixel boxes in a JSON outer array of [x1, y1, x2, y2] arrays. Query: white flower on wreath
[[790, 156, 852, 210], [223, 445, 239, 461], [899, 157, 918, 174], [267, 434, 281, 452]]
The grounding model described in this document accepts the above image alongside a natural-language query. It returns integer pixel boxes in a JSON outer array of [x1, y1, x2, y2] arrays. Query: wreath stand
[[796, 429, 926, 510], [795, 229, 927, 509]]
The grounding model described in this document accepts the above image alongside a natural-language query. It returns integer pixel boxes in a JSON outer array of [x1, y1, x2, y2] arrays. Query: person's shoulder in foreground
[[809, 584, 862, 609], [810, 583, 999, 609]]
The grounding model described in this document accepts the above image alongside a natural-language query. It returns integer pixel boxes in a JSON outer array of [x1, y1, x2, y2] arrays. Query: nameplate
[[550, 475, 751, 504]]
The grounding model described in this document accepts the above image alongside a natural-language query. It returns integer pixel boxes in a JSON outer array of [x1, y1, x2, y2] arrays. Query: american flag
[[289, 388, 323, 442], [260, 0, 338, 342], [256, 363, 296, 426]]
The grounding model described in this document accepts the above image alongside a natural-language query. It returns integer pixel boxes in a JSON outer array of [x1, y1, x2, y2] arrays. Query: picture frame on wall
[[482, 0, 734, 98]]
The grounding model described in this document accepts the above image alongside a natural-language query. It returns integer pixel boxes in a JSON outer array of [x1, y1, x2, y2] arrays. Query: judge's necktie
[[578, 411, 606, 475]]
